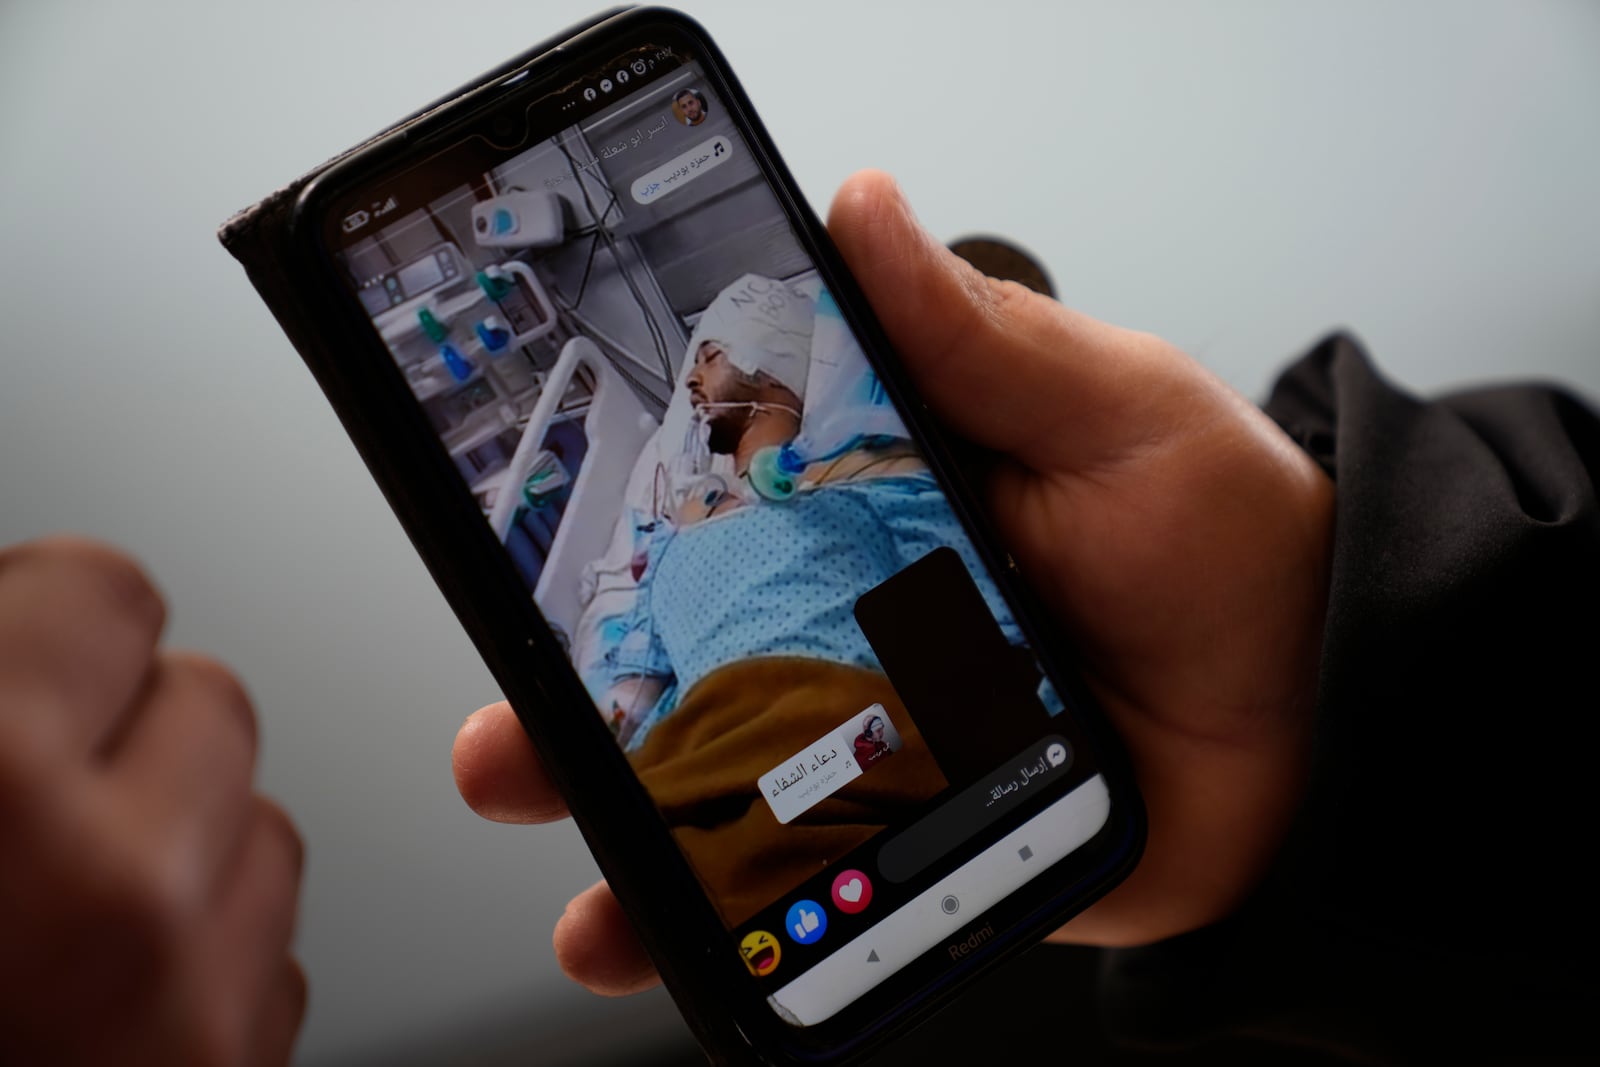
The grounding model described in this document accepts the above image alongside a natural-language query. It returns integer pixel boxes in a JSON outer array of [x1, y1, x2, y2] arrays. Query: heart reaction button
[[831, 869, 873, 915]]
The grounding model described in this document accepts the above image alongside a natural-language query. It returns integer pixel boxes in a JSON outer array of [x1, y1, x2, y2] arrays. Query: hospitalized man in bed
[[582, 274, 1052, 927], [572, 275, 1049, 927]]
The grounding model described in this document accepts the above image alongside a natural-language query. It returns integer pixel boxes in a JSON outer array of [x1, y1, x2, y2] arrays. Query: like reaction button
[[831, 869, 873, 914], [785, 900, 827, 945], [739, 930, 781, 976]]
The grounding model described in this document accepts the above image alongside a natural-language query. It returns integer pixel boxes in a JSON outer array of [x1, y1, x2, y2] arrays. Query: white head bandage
[[685, 273, 814, 401]]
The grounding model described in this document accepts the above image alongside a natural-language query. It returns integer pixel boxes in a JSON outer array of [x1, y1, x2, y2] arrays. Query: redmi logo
[[946, 923, 995, 960]]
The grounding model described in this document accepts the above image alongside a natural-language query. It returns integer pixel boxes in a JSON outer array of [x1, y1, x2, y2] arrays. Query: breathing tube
[[748, 434, 912, 501], [748, 439, 836, 502], [746, 397, 908, 502], [746, 444, 802, 502], [688, 398, 806, 502]]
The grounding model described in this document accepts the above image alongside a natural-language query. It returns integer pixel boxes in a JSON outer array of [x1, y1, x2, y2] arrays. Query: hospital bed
[[486, 334, 661, 643], [484, 271, 908, 714]]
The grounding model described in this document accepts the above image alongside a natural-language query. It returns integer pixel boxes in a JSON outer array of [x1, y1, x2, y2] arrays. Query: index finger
[[452, 701, 570, 824]]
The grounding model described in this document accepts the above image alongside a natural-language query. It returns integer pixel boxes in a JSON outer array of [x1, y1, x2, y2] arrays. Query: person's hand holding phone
[[452, 169, 1335, 992], [0, 538, 306, 1065]]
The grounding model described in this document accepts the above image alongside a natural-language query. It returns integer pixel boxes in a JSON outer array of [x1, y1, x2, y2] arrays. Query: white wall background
[[2, 2, 1596, 1064]]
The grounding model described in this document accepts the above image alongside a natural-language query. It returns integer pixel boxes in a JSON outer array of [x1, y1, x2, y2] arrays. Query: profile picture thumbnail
[[848, 709, 903, 771], [672, 88, 709, 126]]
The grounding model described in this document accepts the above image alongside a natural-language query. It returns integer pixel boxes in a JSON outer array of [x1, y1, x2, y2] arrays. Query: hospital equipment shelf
[[377, 260, 559, 402]]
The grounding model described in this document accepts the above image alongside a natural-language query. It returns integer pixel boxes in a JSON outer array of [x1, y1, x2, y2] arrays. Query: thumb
[[826, 170, 1185, 472]]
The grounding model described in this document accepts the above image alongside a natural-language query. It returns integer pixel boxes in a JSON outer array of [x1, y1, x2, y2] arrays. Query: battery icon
[[342, 209, 371, 233]]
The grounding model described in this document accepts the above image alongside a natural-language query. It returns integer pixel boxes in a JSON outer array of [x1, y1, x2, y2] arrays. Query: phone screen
[[319, 40, 1112, 1028]]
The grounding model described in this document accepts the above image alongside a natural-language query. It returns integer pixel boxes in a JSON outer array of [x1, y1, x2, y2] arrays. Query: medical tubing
[[556, 195, 620, 309], [559, 305, 672, 407], [752, 431, 906, 502], [775, 437, 859, 476], [570, 232, 602, 308], [499, 173, 614, 311], [692, 400, 802, 421], [603, 227, 675, 386], [556, 132, 676, 386]]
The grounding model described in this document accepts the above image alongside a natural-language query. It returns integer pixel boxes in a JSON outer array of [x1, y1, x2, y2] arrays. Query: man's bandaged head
[[685, 274, 814, 400]]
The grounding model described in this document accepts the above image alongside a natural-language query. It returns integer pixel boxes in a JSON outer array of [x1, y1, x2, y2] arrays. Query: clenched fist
[[0, 538, 306, 1067]]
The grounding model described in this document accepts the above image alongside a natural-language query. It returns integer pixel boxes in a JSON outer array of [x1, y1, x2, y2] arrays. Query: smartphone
[[220, 7, 1143, 1062]]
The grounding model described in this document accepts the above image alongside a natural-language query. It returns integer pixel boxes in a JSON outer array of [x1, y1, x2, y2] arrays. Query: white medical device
[[471, 192, 566, 249]]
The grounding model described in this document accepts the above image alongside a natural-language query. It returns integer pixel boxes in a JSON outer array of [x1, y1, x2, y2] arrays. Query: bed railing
[[488, 335, 658, 638]]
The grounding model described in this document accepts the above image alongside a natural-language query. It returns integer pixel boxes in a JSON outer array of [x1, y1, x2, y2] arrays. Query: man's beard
[[704, 410, 746, 455]]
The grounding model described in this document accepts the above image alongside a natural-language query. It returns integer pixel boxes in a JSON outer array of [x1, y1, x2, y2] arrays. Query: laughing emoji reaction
[[739, 929, 781, 976]]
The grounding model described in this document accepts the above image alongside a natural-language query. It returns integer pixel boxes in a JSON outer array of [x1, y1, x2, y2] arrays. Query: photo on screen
[[333, 65, 1062, 928]]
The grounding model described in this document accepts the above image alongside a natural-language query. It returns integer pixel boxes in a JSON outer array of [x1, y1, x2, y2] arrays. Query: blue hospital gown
[[596, 473, 1051, 749]]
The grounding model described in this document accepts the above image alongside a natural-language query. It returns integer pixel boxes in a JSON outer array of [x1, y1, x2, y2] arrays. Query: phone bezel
[[283, 7, 1145, 1062]]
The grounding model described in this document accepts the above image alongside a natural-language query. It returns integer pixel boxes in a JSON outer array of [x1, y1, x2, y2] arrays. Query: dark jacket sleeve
[[1097, 333, 1600, 1065]]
